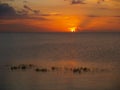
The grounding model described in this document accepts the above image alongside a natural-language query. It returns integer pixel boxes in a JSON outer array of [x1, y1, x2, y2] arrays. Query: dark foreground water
[[0, 32, 120, 90]]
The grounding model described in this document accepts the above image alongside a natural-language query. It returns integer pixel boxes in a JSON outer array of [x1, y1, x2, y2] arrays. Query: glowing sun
[[69, 27, 76, 32]]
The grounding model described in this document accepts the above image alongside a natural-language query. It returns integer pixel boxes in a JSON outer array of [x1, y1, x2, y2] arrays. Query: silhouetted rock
[[35, 68, 48, 72], [35, 68, 40, 72], [19, 64, 36, 70], [72, 67, 91, 73], [51, 67, 55, 71], [10, 66, 18, 70], [18, 64, 27, 70], [21, 65, 26, 70], [9, 64, 36, 71], [8, 64, 105, 74], [51, 66, 60, 71], [28, 64, 35, 68], [82, 67, 90, 72], [73, 68, 81, 73]]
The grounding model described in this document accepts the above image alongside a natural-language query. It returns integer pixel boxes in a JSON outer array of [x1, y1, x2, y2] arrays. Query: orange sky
[[0, 0, 120, 32]]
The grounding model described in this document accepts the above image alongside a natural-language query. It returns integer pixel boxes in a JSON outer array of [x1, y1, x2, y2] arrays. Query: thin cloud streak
[[23, 5, 40, 15]]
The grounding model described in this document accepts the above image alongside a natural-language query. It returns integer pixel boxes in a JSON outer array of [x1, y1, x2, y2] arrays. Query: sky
[[0, 0, 120, 32]]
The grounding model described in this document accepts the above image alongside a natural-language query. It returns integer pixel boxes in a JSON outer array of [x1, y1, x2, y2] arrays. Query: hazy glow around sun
[[69, 27, 76, 32]]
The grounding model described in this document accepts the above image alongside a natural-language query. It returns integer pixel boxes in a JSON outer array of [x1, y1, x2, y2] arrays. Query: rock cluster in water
[[7, 64, 107, 74], [10, 64, 35, 70]]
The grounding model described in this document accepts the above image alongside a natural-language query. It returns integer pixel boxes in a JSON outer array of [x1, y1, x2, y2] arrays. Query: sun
[[69, 27, 76, 32]]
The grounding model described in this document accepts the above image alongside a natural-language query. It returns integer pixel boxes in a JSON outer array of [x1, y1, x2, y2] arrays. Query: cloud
[[64, 0, 86, 5], [0, 3, 60, 21], [23, 5, 40, 15], [40, 13, 61, 16], [71, 0, 86, 4], [0, 3, 47, 20], [113, 16, 120, 17], [111, 0, 120, 2], [0, 23, 48, 32], [23, 4, 61, 17], [87, 15, 100, 17], [23, 5, 32, 11], [87, 15, 120, 18], [0, 0, 14, 3], [97, 0, 105, 4], [23, 0, 28, 3], [0, 3, 16, 16], [64, 0, 106, 5], [0, 0, 14, 2], [97, 0, 120, 4], [0, 21, 53, 32], [17, 9, 29, 16]]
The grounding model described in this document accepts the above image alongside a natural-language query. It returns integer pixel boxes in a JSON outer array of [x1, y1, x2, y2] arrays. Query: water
[[0, 32, 120, 90]]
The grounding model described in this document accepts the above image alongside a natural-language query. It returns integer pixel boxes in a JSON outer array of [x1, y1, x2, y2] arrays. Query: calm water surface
[[0, 32, 120, 90]]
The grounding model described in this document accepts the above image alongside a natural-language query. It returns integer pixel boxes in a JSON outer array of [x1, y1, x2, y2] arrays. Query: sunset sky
[[0, 0, 120, 32]]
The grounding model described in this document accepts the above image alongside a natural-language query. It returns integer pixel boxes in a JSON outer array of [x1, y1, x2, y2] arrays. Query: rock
[[82, 67, 90, 72], [35, 68, 48, 72], [10, 66, 18, 70], [73, 68, 81, 73], [51, 66, 60, 71]]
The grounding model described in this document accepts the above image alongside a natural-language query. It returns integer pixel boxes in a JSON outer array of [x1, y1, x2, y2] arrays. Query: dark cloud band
[[0, 3, 47, 20]]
